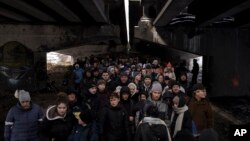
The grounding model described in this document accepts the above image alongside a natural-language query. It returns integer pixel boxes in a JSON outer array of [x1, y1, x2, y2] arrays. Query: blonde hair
[[128, 82, 137, 90]]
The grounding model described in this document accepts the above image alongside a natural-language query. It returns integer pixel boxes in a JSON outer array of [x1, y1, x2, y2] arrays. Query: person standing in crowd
[[101, 71, 114, 92], [164, 62, 176, 80], [141, 75, 152, 97], [92, 68, 100, 84], [134, 105, 172, 141], [171, 81, 188, 101], [170, 95, 192, 138], [157, 74, 166, 89], [162, 81, 188, 120], [188, 83, 213, 136], [83, 69, 94, 85], [116, 72, 131, 87], [82, 83, 100, 119], [40, 92, 77, 141], [191, 59, 199, 85], [128, 82, 139, 104], [99, 92, 131, 141], [178, 72, 189, 94], [68, 108, 96, 141], [73, 64, 84, 92], [132, 71, 143, 93], [66, 88, 83, 120], [96, 79, 109, 109], [144, 81, 169, 123], [134, 92, 148, 127], [4, 90, 43, 141]]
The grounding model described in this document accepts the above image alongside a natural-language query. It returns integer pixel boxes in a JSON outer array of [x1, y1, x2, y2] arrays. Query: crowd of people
[[4, 54, 218, 141]]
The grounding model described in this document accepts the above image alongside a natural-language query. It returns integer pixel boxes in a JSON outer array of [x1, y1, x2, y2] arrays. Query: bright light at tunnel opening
[[47, 52, 73, 69], [124, 0, 130, 43]]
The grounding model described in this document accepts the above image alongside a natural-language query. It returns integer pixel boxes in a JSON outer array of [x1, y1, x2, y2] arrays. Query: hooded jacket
[[40, 105, 76, 141]]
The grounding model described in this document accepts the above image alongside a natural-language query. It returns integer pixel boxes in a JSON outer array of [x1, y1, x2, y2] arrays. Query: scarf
[[170, 105, 188, 137]]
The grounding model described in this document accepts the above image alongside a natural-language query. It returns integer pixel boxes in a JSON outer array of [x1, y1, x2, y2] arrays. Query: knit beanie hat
[[150, 81, 162, 93], [18, 90, 31, 102]]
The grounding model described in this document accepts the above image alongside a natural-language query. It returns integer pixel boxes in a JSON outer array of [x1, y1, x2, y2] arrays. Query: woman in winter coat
[[40, 92, 77, 141], [170, 95, 192, 138], [188, 84, 213, 135]]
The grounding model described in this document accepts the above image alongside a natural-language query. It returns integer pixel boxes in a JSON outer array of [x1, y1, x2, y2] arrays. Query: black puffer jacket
[[99, 104, 131, 141], [40, 105, 77, 141], [134, 117, 171, 141]]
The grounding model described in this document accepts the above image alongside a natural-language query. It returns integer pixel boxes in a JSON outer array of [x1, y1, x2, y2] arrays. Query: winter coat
[[133, 100, 147, 127], [134, 117, 171, 141], [140, 84, 152, 97], [187, 97, 213, 134], [68, 123, 97, 141], [130, 92, 140, 104], [120, 99, 134, 117], [73, 68, 84, 84], [99, 104, 131, 141], [4, 102, 43, 141], [144, 96, 169, 122], [82, 90, 100, 119], [162, 91, 189, 120], [170, 105, 192, 137], [39, 105, 77, 141], [98, 90, 109, 110]]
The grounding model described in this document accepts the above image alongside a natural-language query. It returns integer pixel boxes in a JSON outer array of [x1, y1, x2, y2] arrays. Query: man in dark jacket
[[134, 105, 171, 141], [4, 90, 44, 141], [99, 92, 131, 141], [68, 108, 97, 141]]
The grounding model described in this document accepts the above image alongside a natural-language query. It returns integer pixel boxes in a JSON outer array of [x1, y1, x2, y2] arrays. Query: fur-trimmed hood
[[46, 105, 66, 120]]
